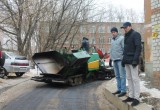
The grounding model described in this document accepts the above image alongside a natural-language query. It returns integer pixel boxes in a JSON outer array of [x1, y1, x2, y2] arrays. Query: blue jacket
[[110, 35, 124, 61], [122, 29, 141, 64]]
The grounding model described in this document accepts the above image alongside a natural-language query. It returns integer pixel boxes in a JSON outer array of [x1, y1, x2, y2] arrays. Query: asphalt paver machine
[[31, 50, 114, 86]]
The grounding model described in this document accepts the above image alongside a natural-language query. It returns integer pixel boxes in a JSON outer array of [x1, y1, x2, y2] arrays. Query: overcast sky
[[95, 0, 144, 13]]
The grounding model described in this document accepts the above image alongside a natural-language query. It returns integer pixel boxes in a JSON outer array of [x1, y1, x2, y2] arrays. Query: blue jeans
[[113, 60, 126, 93]]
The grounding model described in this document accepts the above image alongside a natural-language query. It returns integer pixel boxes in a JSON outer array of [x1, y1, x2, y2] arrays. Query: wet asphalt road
[[1, 81, 105, 110]]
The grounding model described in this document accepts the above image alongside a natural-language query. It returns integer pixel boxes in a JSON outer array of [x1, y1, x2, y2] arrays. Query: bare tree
[[91, 3, 144, 23], [115, 7, 125, 22], [0, 0, 47, 56], [35, 0, 95, 52], [0, 0, 144, 58]]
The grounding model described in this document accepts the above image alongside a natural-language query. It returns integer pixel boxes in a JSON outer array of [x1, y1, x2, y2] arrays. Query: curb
[[103, 79, 152, 110]]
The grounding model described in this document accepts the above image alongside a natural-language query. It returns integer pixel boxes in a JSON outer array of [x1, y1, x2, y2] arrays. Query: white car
[[3, 51, 30, 77]]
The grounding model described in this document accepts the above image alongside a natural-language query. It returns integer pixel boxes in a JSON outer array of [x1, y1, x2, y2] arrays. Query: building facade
[[38, 21, 144, 54], [78, 22, 144, 54], [144, 0, 160, 88]]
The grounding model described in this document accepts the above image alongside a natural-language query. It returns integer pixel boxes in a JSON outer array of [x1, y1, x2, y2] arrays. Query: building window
[[100, 48, 105, 54], [98, 25, 105, 33], [107, 26, 111, 33], [80, 26, 86, 33], [99, 36, 105, 44], [136, 27, 140, 32], [89, 25, 96, 33], [108, 37, 111, 44], [89, 36, 96, 44]]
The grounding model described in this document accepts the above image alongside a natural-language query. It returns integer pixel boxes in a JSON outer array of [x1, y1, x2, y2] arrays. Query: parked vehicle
[[2, 51, 30, 77], [0, 51, 6, 78]]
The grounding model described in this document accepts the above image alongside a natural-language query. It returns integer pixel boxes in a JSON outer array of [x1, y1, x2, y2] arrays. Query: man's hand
[[109, 59, 113, 67], [132, 64, 137, 68], [132, 61, 137, 68], [121, 61, 125, 67]]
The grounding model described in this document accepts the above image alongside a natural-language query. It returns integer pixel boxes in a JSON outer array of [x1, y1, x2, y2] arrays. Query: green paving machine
[[31, 50, 114, 86]]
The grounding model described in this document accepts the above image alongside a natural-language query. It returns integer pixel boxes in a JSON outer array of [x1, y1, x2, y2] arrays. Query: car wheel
[[0, 67, 8, 78], [15, 72, 24, 77]]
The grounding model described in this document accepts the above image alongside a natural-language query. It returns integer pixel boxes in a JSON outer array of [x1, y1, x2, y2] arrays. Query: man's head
[[83, 37, 88, 40], [121, 22, 132, 33], [110, 27, 118, 37]]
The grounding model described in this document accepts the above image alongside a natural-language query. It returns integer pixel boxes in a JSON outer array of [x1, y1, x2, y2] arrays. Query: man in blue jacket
[[110, 27, 126, 97], [121, 22, 141, 106]]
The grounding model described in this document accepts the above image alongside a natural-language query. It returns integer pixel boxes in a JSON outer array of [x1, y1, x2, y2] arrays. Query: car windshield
[[6, 52, 19, 56], [6, 52, 27, 60]]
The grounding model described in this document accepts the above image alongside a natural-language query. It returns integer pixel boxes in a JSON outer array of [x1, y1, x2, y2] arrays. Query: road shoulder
[[102, 78, 153, 110]]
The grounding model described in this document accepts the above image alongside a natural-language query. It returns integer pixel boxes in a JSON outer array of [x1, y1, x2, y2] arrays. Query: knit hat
[[110, 27, 118, 33], [83, 37, 88, 40]]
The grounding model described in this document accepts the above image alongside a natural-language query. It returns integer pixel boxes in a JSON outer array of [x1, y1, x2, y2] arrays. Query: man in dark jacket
[[121, 22, 141, 106], [81, 37, 89, 52]]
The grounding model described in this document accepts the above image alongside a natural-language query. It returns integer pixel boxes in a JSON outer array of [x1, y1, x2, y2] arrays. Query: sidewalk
[[0, 74, 31, 93], [0, 78, 12, 90], [102, 73, 160, 110], [0, 69, 41, 92]]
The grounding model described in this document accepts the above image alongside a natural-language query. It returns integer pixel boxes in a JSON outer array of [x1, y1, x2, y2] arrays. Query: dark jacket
[[122, 29, 141, 65], [81, 37, 89, 52]]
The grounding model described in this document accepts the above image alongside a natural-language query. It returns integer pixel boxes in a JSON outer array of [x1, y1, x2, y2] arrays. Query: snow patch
[[140, 80, 160, 98]]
